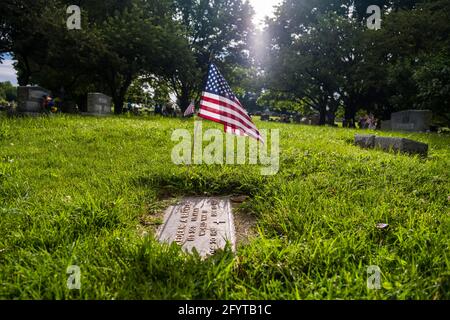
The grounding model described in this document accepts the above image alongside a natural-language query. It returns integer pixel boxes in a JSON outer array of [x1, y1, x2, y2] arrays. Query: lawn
[[0, 114, 449, 299]]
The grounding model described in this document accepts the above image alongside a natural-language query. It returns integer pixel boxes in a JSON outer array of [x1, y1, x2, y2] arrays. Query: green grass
[[0, 114, 449, 299]]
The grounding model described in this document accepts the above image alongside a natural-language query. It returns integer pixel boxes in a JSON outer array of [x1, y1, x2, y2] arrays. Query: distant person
[[368, 114, 377, 130], [359, 115, 368, 129], [47, 96, 56, 113]]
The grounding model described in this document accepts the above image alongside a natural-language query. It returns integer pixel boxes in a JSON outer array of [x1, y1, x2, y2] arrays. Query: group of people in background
[[41, 95, 61, 113], [359, 114, 378, 130], [154, 103, 179, 117]]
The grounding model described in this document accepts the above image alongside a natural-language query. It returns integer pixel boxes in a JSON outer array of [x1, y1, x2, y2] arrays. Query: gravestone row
[[15, 86, 112, 116]]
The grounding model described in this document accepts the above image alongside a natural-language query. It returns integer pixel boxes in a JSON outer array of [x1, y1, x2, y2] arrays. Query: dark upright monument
[[86, 93, 112, 115]]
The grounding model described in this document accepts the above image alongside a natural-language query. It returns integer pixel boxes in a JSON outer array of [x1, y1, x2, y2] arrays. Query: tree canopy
[[0, 81, 17, 103], [1, 0, 448, 124], [262, 0, 450, 126], [1, 0, 193, 113]]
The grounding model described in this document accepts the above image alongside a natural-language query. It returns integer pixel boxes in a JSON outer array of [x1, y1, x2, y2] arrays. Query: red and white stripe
[[198, 92, 263, 143]]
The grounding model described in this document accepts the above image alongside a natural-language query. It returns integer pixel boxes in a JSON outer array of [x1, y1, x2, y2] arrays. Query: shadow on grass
[[132, 170, 267, 199]]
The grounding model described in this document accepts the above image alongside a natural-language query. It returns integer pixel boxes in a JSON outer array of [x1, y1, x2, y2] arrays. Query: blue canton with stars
[[205, 64, 236, 100]]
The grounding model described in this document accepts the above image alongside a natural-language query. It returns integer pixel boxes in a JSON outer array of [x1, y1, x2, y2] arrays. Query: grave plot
[[157, 197, 236, 258]]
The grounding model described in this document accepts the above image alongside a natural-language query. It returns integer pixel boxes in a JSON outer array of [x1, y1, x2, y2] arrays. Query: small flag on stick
[[184, 101, 195, 117], [198, 64, 263, 143]]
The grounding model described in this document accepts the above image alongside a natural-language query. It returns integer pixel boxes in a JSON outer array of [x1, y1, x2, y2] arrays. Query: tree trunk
[[326, 99, 339, 126], [318, 105, 326, 125], [17, 55, 31, 86], [344, 101, 357, 128], [18, 76, 29, 87], [113, 77, 132, 115], [179, 85, 191, 112], [113, 96, 124, 115], [326, 111, 336, 126]]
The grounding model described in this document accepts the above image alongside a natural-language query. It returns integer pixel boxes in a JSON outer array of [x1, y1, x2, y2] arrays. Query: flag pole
[[196, 51, 215, 118]]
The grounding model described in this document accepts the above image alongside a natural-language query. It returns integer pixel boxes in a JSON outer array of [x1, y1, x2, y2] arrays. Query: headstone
[[260, 114, 270, 121], [17, 86, 51, 115], [86, 93, 112, 115], [390, 110, 432, 132], [355, 134, 428, 156], [158, 197, 236, 257]]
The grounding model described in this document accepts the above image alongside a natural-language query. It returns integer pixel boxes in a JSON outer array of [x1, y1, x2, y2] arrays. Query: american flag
[[184, 101, 195, 117], [198, 64, 263, 143]]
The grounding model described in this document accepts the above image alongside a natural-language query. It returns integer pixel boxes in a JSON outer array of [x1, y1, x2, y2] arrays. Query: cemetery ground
[[0, 114, 449, 300]]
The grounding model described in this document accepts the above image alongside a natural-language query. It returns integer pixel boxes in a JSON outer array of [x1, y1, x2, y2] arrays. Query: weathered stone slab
[[400, 138, 429, 156], [355, 134, 376, 148], [374, 136, 404, 153], [375, 137, 428, 156], [355, 134, 428, 156], [158, 197, 236, 257]]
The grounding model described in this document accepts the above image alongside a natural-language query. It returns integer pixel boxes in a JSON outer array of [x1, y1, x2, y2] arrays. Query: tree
[[266, 12, 364, 125], [257, 90, 306, 115], [169, 0, 255, 112], [370, 0, 450, 120], [88, 0, 192, 114], [125, 79, 152, 106], [265, 0, 450, 126], [0, 81, 17, 102], [414, 53, 450, 126], [1, 0, 63, 85], [265, 1, 360, 125], [352, 0, 423, 20], [1, 0, 193, 114]]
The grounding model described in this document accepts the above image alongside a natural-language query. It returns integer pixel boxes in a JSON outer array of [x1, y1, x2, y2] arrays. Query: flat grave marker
[[355, 134, 428, 156], [158, 197, 236, 257]]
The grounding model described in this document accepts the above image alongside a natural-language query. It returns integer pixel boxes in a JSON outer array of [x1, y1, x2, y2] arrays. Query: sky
[[249, 0, 282, 28], [0, 54, 18, 85], [0, 1, 281, 86]]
